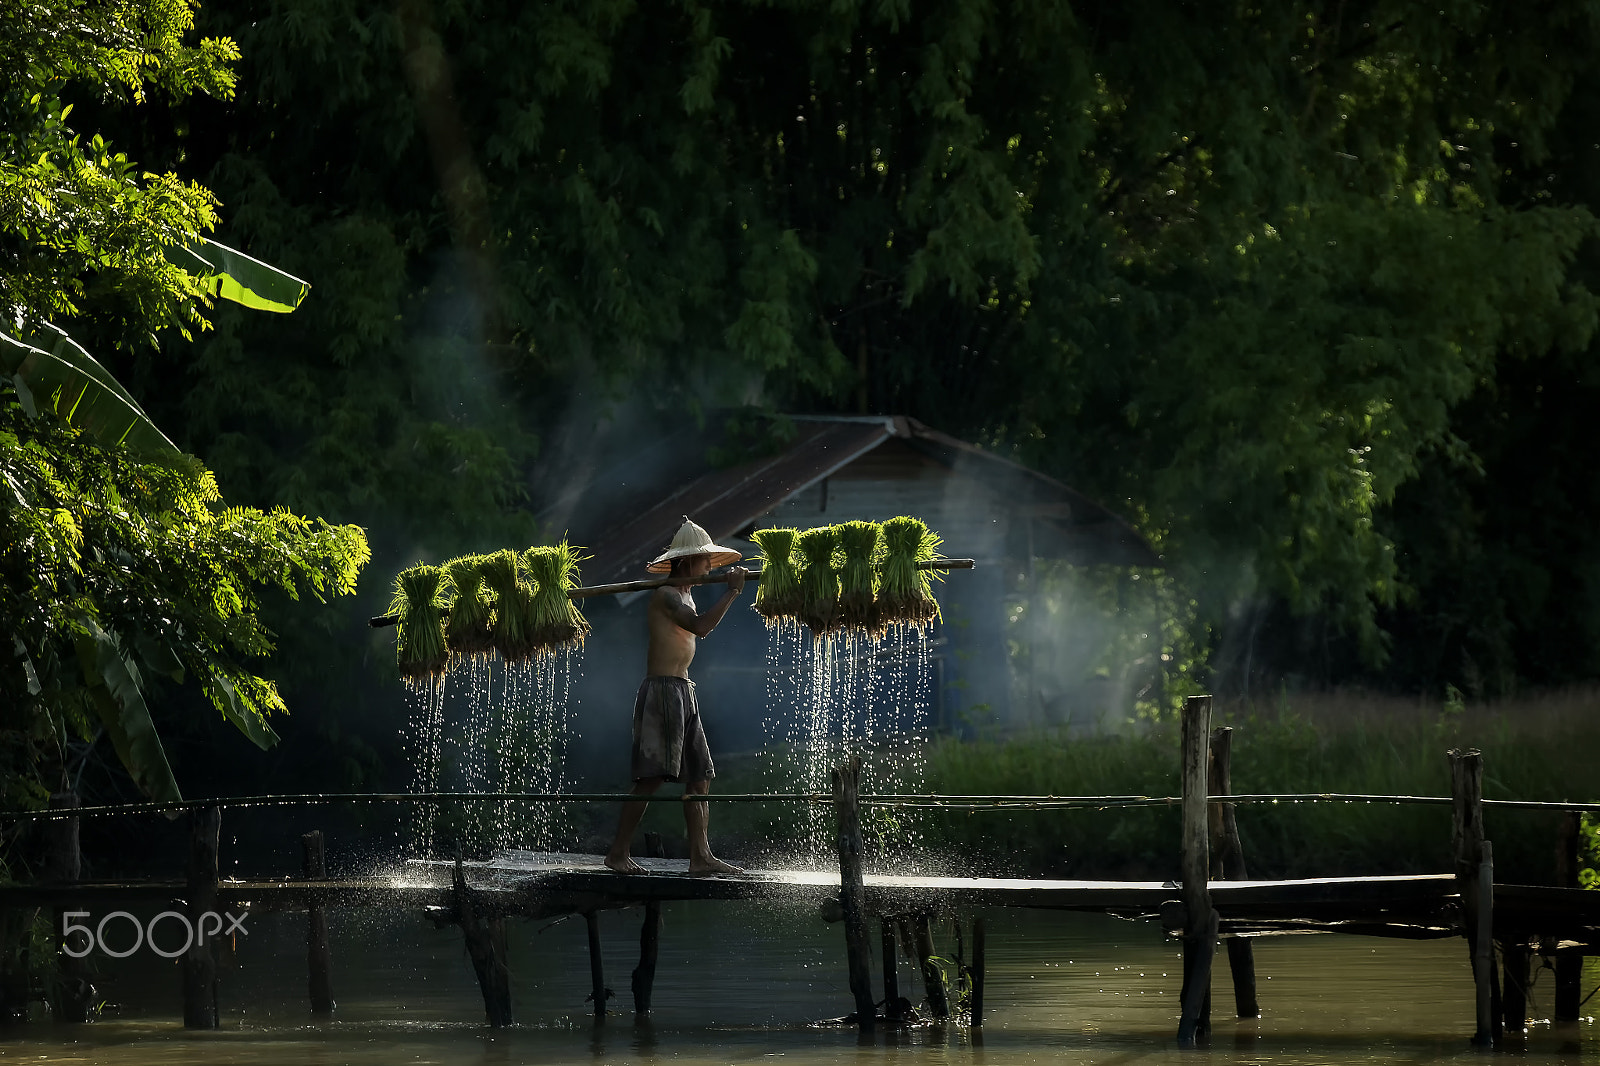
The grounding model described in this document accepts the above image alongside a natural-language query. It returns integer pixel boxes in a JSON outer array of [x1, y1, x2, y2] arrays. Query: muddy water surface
[[1, 902, 1594, 1065]]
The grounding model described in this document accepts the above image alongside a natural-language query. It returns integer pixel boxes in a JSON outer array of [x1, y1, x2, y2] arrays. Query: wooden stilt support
[[1208, 729, 1259, 1020], [585, 911, 609, 1018], [832, 756, 876, 1028], [971, 917, 986, 1029], [1177, 694, 1217, 1048], [182, 805, 221, 1029], [46, 791, 92, 1023], [1501, 940, 1529, 1034], [302, 831, 334, 1015], [915, 914, 949, 1020], [1450, 749, 1495, 1047], [631, 833, 664, 1014], [1554, 811, 1583, 1022], [880, 919, 902, 1021], [454, 849, 511, 1026]]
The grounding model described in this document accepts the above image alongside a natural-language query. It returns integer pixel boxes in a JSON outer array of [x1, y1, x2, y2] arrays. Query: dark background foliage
[[40, 0, 1600, 798]]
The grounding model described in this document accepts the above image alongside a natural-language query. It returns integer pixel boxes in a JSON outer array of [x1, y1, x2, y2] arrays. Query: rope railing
[[3, 789, 1598, 822]]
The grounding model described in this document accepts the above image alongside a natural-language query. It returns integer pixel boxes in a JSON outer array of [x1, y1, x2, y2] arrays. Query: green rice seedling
[[443, 554, 495, 661], [481, 548, 536, 663], [524, 541, 590, 655], [390, 563, 451, 680], [750, 527, 801, 624], [877, 516, 943, 628], [795, 526, 841, 636], [835, 520, 883, 633]]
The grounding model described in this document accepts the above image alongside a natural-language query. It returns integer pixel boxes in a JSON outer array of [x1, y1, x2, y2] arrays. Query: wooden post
[[915, 914, 949, 1020], [631, 832, 664, 1014], [832, 756, 876, 1027], [453, 849, 512, 1026], [302, 831, 334, 1015], [1177, 694, 1216, 1047], [971, 917, 986, 1028], [880, 919, 902, 1021], [1501, 940, 1529, 1034], [585, 911, 608, 1018], [1554, 811, 1582, 1022], [1208, 728, 1259, 1020], [46, 791, 92, 1023], [1450, 749, 1494, 1047], [182, 805, 221, 1029]]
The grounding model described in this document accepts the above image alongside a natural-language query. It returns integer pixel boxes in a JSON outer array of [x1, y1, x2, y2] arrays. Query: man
[[605, 517, 747, 875]]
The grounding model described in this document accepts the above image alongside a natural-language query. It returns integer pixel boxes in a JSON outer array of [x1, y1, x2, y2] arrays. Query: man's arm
[[661, 567, 747, 637]]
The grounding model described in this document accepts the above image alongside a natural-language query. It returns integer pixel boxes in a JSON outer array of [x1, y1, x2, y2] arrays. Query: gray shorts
[[631, 676, 716, 783]]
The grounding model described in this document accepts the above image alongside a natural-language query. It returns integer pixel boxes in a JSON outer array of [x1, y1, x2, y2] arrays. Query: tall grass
[[588, 687, 1599, 882], [918, 688, 1600, 880]]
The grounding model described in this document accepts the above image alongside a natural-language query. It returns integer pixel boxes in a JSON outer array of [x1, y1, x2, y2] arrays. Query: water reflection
[[0, 904, 1594, 1065]]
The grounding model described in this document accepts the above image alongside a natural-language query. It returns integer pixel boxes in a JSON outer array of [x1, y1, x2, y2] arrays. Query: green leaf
[[0, 320, 180, 456], [209, 670, 281, 750], [74, 623, 181, 803], [170, 238, 310, 313]]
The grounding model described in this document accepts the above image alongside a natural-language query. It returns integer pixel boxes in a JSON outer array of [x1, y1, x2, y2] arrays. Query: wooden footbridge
[[3, 696, 1596, 1047]]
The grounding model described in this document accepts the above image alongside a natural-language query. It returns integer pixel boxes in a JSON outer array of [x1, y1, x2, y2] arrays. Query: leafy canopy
[[0, 0, 369, 805]]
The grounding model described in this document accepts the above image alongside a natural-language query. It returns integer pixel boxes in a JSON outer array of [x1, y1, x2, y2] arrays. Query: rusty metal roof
[[547, 414, 1158, 585], [577, 418, 895, 584]]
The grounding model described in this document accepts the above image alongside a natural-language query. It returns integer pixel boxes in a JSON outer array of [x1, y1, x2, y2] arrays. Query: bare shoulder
[[653, 585, 697, 622]]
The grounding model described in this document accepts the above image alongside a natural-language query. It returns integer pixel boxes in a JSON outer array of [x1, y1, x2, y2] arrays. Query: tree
[[0, 0, 370, 806], [86, 0, 1600, 754]]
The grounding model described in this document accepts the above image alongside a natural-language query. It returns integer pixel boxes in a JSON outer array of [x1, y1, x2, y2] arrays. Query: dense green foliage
[[695, 692, 1600, 882], [0, 383, 368, 804], [6, 0, 1589, 800], [0, 0, 370, 806]]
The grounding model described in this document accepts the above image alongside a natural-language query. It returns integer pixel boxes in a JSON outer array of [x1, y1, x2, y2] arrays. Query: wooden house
[[538, 415, 1158, 780]]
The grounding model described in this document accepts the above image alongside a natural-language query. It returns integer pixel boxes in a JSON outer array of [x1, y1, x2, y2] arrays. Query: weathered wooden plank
[[302, 831, 334, 1015], [182, 806, 221, 1029], [1554, 811, 1583, 1022], [1177, 694, 1215, 1048], [833, 757, 876, 1027], [1208, 728, 1258, 1020]]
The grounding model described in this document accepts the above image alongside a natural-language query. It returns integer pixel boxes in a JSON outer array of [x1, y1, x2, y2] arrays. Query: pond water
[[1, 901, 1594, 1065]]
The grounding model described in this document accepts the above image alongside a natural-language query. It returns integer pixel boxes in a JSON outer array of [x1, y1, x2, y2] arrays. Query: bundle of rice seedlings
[[524, 541, 590, 655], [795, 526, 842, 636], [443, 554, 495, 661], [750, 527, 801, 624], [835, 520, 883, 633], [481, 548, 536, 663], [390, 563, 451, 680], [877, 516, 944, 629]]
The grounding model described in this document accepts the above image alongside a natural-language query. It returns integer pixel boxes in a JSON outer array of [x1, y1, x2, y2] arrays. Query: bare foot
[[688, 856, 743, 877], [604, 853, 645, 875]]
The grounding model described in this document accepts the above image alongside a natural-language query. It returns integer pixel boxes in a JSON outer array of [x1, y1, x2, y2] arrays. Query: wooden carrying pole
[[1176, 694, 1217, 1048], [1450, 749, 1496, 1047], [368, 560, 976, 626], [832, 756, 877, 1027], [1207, 728, 1259, 1019]]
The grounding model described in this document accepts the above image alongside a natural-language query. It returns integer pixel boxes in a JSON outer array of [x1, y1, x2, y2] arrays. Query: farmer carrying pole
[[605, 517, 747, 876]]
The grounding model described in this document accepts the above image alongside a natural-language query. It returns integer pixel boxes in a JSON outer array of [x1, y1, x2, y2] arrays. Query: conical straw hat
[[647, 516, 744, 573]]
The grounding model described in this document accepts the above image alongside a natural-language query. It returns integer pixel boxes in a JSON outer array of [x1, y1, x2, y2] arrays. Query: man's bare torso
[[646, 586, 697, 677]]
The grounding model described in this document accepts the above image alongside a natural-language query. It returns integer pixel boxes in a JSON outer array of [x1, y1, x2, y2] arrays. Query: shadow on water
[[1, 904, 1595, 1065]]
